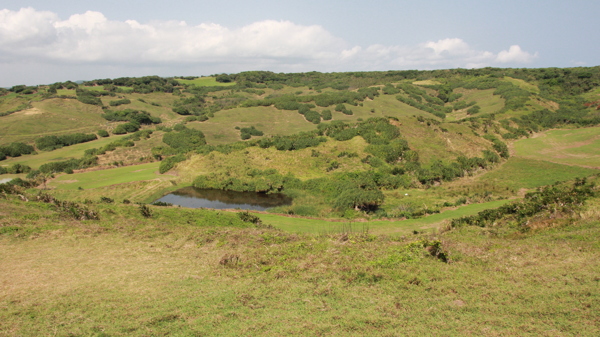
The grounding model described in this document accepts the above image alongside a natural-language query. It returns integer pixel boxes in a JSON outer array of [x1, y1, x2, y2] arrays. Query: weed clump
[[139, 204, 152, 218]]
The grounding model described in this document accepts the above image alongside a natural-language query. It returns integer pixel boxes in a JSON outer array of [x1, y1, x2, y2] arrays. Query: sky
[[0, 0, 598, 87]]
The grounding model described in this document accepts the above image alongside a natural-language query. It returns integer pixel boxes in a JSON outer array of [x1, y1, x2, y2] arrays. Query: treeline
[[35, 133, 97, 151], [83, 76, 179, 94]]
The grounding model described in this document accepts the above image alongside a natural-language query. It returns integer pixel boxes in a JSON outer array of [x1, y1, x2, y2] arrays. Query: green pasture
[[175, 77, 236, 87], [514, 127, 600, 168], [189, 106, 317, 144], [478, 157, 599, 190], [49, 162, 164, 190], [258, 199, 509, 235], [1, 135, 127, 169], [503, 76, 540, 94], [446, 88, 505, 121], [101, 92, 181, 122], [0, 93, 31, 112], [55, 89, 76, 96], [0, 99, 106, 144]]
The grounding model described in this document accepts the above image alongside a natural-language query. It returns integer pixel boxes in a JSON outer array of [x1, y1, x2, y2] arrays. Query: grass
[[0, 99, 106, 144], [258, 199, 510, 235], [48, 162, 165, 191], [189, 106, 317, 144], [175, 77, 237, 87], [477, 157, 599, 190], [1, 193, 599, 335], [177, 137, 372, 181], [503, 76, 541, 94], [514, 127, 600, 168], [447, 88, 505, 121], [1, 135, 127, 169]]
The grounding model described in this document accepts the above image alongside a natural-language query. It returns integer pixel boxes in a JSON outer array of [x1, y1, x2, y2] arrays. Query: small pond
[[154, 186, 292, 211]]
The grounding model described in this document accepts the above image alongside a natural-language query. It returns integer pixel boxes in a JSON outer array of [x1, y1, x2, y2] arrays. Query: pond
[[154, 186, 293, 211]]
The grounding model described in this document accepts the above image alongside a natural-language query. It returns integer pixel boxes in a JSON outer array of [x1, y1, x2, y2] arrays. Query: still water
[[155, 186, 292, 211]]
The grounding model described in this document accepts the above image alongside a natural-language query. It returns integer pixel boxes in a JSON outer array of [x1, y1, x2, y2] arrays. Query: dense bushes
[[113, 123, 140, 135], [257, 132, 326, 151], [483, 134, 509, 158], [194, 168, 300, 193], [76, 88, 111, 106], [0, 142, 35, 160], [162, 127, 207, 152], [239, 126, 264, 140], [109, 98, 131, 106], [451, 178, 597, 229], [0, 163, 32, 175], [102, 109, 161, 125], [159, 154, 186, 174], [38, 156, 98, 174], [35, 133, 97, 151]]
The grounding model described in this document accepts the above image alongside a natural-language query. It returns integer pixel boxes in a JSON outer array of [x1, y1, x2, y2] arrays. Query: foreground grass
[[0, 194, 599, 336]]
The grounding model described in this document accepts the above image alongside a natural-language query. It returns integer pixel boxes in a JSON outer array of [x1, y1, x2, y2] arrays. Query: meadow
[[514, 127, 600, 168], [2, 68, 600, 335], [0, 190, 598, 336]]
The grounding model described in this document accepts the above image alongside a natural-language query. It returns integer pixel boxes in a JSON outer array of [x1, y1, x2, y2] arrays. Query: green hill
[[2, 68, 600, 334]]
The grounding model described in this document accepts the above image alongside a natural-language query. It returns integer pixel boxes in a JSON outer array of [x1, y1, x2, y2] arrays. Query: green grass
[[1, 193, 599, 336], [503, 76, 540, 94], [514, 127, 600, 168], [446, 88, 505, 121], [189, 106, 317, 144], [1, 135, 127, 169], [175, 77, 237, 87], [0, 99, 106, 144], [258, 199, 510, 235], [478, 157, 599, 190], [49, 162, 164, 190], [55, 89, 76, 96]]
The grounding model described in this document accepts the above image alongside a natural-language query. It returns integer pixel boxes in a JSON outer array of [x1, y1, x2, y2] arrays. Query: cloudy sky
[[0, 0, 598, 87]]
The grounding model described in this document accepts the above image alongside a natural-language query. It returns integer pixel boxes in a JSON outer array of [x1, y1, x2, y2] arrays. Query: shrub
[[139, 204, 152, 218], [0, 142, 35, 159]]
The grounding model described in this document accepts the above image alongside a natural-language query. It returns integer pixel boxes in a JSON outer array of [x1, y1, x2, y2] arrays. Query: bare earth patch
[[20, 107, 44, 115]]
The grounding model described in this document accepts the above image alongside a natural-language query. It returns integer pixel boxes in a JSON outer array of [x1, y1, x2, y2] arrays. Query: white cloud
[[0, 8, 540, 85], [496, 45, 538, 63]]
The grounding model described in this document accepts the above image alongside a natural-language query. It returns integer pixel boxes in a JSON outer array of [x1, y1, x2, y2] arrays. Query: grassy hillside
[[2, 67, 600, 335], [0, 179, 599, 335]]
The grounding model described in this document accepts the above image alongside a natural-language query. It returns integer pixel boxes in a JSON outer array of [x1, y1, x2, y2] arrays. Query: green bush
[[35, 133, 97, 151], [113, 122, 140, 135], [159, 154, 186, 174]]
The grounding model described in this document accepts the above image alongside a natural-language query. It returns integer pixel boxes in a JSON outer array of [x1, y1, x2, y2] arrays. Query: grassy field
[[258, 199, 510, 235], [175, 77, 237, 87], [477, 157, 599, 190], [48, 162, 164, 191], [514, 127, 600, 168], [1, 135, 127, 169], [189, 106, 317, 144], [446, 88, 505, 121], [0, 99, 106, 144], [503, 76, 540, 94], [0, 192, 599, 336]]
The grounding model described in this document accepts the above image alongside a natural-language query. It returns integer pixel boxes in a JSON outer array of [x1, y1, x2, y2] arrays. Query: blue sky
[[0, 0, 598, 87]]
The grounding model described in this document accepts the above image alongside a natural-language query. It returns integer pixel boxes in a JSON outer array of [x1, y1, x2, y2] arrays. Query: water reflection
[[155, 186, 292, 211]]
